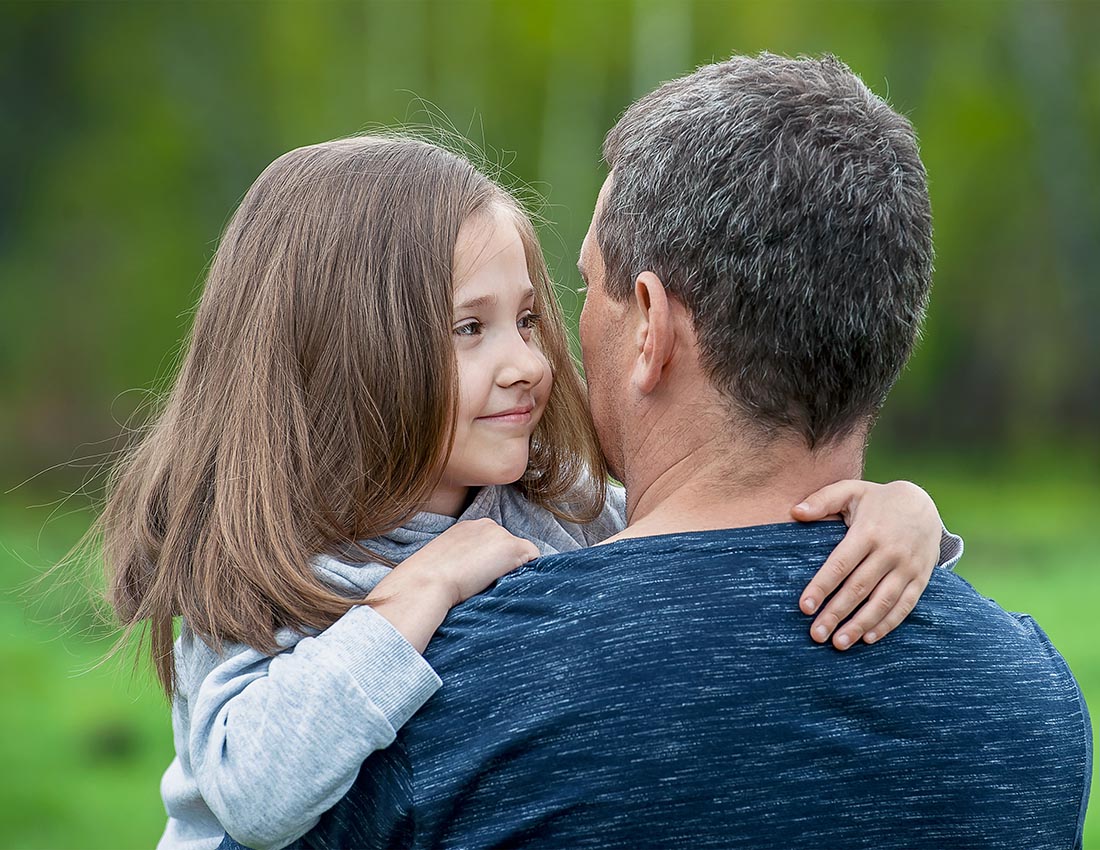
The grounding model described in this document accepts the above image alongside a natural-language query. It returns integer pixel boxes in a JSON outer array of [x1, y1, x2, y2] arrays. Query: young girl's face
[[428, 207, 552, 516]]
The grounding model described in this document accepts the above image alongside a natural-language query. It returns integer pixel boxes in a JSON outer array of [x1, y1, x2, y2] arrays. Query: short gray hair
[[598, 53, 933, 447]]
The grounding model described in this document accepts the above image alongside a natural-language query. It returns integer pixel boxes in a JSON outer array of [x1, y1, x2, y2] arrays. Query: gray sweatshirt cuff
[[937, 525, 964, 572], [325, 605, 443, 732]]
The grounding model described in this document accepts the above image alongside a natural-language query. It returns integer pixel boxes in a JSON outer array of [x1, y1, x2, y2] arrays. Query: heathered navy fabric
[[291, 521, 1092, 849]]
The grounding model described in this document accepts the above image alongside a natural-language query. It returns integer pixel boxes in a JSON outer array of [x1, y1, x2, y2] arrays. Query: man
[[302, 54, 1091, 847]]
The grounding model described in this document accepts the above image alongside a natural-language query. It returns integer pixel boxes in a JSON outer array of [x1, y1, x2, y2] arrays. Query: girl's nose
[[497, 332, 549, 388]]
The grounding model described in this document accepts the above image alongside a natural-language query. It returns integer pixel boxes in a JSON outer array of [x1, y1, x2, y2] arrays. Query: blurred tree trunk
[[1012, 1, 1100, 435]]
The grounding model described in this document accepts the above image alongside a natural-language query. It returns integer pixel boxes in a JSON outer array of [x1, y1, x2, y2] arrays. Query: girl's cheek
[[537, 359, 554, 401]]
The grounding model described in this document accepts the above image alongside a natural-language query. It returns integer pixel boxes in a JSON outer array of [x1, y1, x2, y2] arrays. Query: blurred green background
[[1, 0, 1097, 847]]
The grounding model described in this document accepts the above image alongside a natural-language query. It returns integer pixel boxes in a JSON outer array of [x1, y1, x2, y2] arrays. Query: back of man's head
[[598, 53, 933, 448]]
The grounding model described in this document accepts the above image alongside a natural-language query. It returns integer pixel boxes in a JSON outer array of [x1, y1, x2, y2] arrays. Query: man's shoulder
[[460, 523, 1080, 691]]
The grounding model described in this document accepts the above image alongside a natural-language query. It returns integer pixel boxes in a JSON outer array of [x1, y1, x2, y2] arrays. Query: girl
[[98, 136, 960, 850]]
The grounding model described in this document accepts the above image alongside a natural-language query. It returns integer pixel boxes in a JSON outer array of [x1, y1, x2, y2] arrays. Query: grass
[[0, 506, 172, 850], [0, 452, 1096, 848]]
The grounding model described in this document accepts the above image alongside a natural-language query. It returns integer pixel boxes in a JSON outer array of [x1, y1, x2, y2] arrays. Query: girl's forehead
[[453, 208, 531, 297]]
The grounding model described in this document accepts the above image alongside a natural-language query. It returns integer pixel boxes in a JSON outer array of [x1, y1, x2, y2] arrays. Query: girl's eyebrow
[[456, 294, 496, 311], [455, 287, 535, 311]]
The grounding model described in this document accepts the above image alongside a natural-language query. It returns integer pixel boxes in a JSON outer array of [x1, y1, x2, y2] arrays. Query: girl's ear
[[631, 271, 675, 396]]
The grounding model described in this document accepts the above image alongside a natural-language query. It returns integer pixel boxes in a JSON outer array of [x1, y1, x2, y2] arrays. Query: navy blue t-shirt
[[284, 522, 1091, 848]]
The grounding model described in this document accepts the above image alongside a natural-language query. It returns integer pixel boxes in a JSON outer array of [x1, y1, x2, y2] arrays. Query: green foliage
[[2, 0, 1099, 496]]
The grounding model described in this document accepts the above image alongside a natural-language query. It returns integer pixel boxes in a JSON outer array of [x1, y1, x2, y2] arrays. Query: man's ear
[[631, 271, 674, 395]]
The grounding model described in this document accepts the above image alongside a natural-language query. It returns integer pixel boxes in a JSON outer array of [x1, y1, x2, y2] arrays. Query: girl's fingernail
[[835, 633, 851, 649], [802, 597, 817, 613], [794, 502, 811, 513], [813, 625, 828, 641], [865, 631, 878, 643]]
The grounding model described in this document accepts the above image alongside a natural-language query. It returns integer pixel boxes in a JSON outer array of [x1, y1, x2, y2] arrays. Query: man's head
[[580, 53, 933, 471]]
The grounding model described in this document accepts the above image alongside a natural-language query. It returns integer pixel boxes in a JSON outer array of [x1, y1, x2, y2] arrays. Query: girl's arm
[[790, 480, 963, 651], [178, 521, 537, 850]]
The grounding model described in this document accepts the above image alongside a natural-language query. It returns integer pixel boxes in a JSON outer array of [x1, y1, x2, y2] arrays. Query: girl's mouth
[[477, 406, 534, 424]]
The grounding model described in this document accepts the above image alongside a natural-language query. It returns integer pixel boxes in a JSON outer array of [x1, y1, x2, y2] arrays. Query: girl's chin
[[476, 460, 531, 488], [482, 469, 529, 487]]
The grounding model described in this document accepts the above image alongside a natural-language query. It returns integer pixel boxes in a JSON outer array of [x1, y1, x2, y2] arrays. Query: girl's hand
[[791, 480, 942, 651], [365, 519, 539, 653], [410, 518, 541, 607]]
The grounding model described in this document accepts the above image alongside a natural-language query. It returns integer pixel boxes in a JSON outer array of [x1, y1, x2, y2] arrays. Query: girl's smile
[[476, 404, 535, 425]]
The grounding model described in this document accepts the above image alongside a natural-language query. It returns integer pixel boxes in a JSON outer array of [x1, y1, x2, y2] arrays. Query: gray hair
[[598, 53, 933, 447]]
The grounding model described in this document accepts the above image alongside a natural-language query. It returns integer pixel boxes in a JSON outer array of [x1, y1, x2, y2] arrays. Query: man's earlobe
[[632, 272, 673, 396]]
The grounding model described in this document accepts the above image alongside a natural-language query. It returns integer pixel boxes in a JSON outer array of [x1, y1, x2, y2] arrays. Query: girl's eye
[[518, 312, 543, 331], [454, 320, 482, 337]]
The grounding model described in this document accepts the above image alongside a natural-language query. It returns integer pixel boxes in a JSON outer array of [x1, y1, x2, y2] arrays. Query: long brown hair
[[99, 136, 606, 695]]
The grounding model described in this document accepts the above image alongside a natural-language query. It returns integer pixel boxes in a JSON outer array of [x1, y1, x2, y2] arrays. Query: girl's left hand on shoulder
[[790, 480, 942, 651]]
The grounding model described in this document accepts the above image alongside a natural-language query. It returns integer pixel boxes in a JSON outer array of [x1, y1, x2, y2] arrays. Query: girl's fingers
[[791, 479, 865, 522], [799, 534, 874, 615], [808, 554, 896, 643], [830, 574, 910, 650], [860, 579, 927, 646]]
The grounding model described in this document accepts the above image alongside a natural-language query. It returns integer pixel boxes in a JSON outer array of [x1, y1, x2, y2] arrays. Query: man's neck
[[607, 424, 864, 543]]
